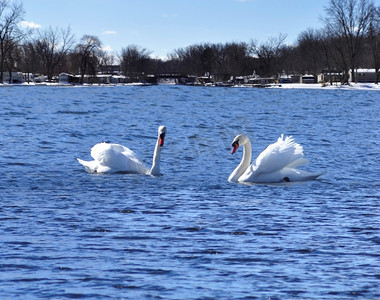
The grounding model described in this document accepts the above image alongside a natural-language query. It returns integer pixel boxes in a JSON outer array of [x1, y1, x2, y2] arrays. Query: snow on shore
[[278, 83, 380, 90], [1, 82, 380, 90]]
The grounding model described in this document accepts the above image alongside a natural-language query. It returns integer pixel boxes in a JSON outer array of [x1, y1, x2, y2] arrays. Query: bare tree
[[170, 42, 253, 81], [98, 50, 116, 74], [74, 35, 102, 84], [35, 26, 75, 81], [119, 45, 152, 81], [222, 42, 251, 79], [323, 0, 375, 83], [251, 33, 287, 77], [4, 39, 22, 82], [367, 6, 380, 83], [0, 0, 27, 83], [171, 45, 197, 75], [210, 43, 229, 80], [277, 45, 298, 77], [170, 43, 216, 76], [19, 40, 40, 83], [296, 28, 326, 78]]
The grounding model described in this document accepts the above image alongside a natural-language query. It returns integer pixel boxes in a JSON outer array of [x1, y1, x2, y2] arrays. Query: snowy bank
[[277, 83, 380, 90], [2, 81, 380, 90]]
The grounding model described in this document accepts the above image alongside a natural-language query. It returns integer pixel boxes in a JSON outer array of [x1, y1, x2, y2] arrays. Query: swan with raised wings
[[77, 126, 166, 176], [228, 134, 322, 183]]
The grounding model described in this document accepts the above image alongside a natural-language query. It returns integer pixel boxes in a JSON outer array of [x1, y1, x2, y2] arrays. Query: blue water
[[1, 85, 379, 299]]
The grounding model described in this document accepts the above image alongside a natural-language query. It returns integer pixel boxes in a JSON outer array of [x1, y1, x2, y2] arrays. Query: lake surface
[[1, 85, 379, 299]]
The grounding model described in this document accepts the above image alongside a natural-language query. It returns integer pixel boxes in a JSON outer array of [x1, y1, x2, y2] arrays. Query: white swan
[[77, 126, 166, 176], [228, 134, 322, 183]]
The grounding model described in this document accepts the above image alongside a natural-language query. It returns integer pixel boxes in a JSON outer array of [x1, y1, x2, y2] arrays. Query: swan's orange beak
[[159, 133, 165, 146], [231, 142, 239, 154]]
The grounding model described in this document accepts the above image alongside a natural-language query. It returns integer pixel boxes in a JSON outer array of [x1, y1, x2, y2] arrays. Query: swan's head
[[158, 125, 166, 146], [231, 134, 249, 154]]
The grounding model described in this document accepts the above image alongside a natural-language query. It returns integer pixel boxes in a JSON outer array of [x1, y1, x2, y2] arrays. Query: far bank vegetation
[[1, 0, 380, 84]]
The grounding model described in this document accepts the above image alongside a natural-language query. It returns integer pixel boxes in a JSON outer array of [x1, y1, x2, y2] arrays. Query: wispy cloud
[[102, 30, 117, 35], [19, 20, 41, 29], [162, 13, 179, 18]]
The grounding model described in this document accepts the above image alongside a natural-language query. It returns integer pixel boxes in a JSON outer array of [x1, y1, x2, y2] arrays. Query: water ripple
[[0, 86, 379, 299]]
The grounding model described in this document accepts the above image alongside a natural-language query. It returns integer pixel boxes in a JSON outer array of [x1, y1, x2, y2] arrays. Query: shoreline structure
[[1, 82, 380, 90]]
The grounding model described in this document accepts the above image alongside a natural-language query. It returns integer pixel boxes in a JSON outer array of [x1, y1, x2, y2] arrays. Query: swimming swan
[[228, 134, 322, 183], [77, 126, 166, 176]]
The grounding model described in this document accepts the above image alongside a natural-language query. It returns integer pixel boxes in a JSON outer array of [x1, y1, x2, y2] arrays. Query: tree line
[[1, 0, 380, 84]]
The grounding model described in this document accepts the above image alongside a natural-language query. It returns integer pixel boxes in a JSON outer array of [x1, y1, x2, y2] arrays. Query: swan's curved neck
[[148, 138, 161, 176], [228, 139, 252, 182]]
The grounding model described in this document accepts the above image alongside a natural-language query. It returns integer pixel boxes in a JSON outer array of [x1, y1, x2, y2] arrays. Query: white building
[[2, 72, 25, 83], [300, 74, 315, 84]]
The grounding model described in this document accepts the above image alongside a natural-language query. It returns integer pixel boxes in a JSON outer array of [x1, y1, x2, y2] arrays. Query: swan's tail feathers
[[77, 158, 97, 173], [312, 171, 325, 180], [297, 169, 324, 181], [77, 158, 86, 166], [303, 171, 324, 181]]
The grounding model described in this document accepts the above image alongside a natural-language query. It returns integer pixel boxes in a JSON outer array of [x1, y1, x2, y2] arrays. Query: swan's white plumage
[[229, 134, 322, 183], [252, 135, 304, 176], [77, 126, 166, 175], [77, 143, 148, 174]]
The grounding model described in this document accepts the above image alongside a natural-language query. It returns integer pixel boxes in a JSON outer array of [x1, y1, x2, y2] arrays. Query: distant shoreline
[[1, 82, 380, 91]]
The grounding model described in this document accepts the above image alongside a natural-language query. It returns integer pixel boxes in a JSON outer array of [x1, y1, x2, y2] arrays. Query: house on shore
[[196, 75, 213, 86], [279, 75, 292, 84], [58, 73, 128, 85], [300, 74, 315, 84], [350, 69, 379, 83], [59, 73, 74, 84], [248, 77, 277, 85], [2, 71, 25, 83], [318, 72, 343, 83]]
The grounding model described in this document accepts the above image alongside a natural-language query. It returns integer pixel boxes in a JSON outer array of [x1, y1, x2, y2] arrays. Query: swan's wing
[[91, 143, 137, 163], [286, 157, 309, 169], [254, 135, 305, 175], [90, 143, 147, 173]]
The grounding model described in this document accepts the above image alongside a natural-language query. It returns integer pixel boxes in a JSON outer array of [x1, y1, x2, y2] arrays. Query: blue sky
[[20, 0, 379, 59]]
